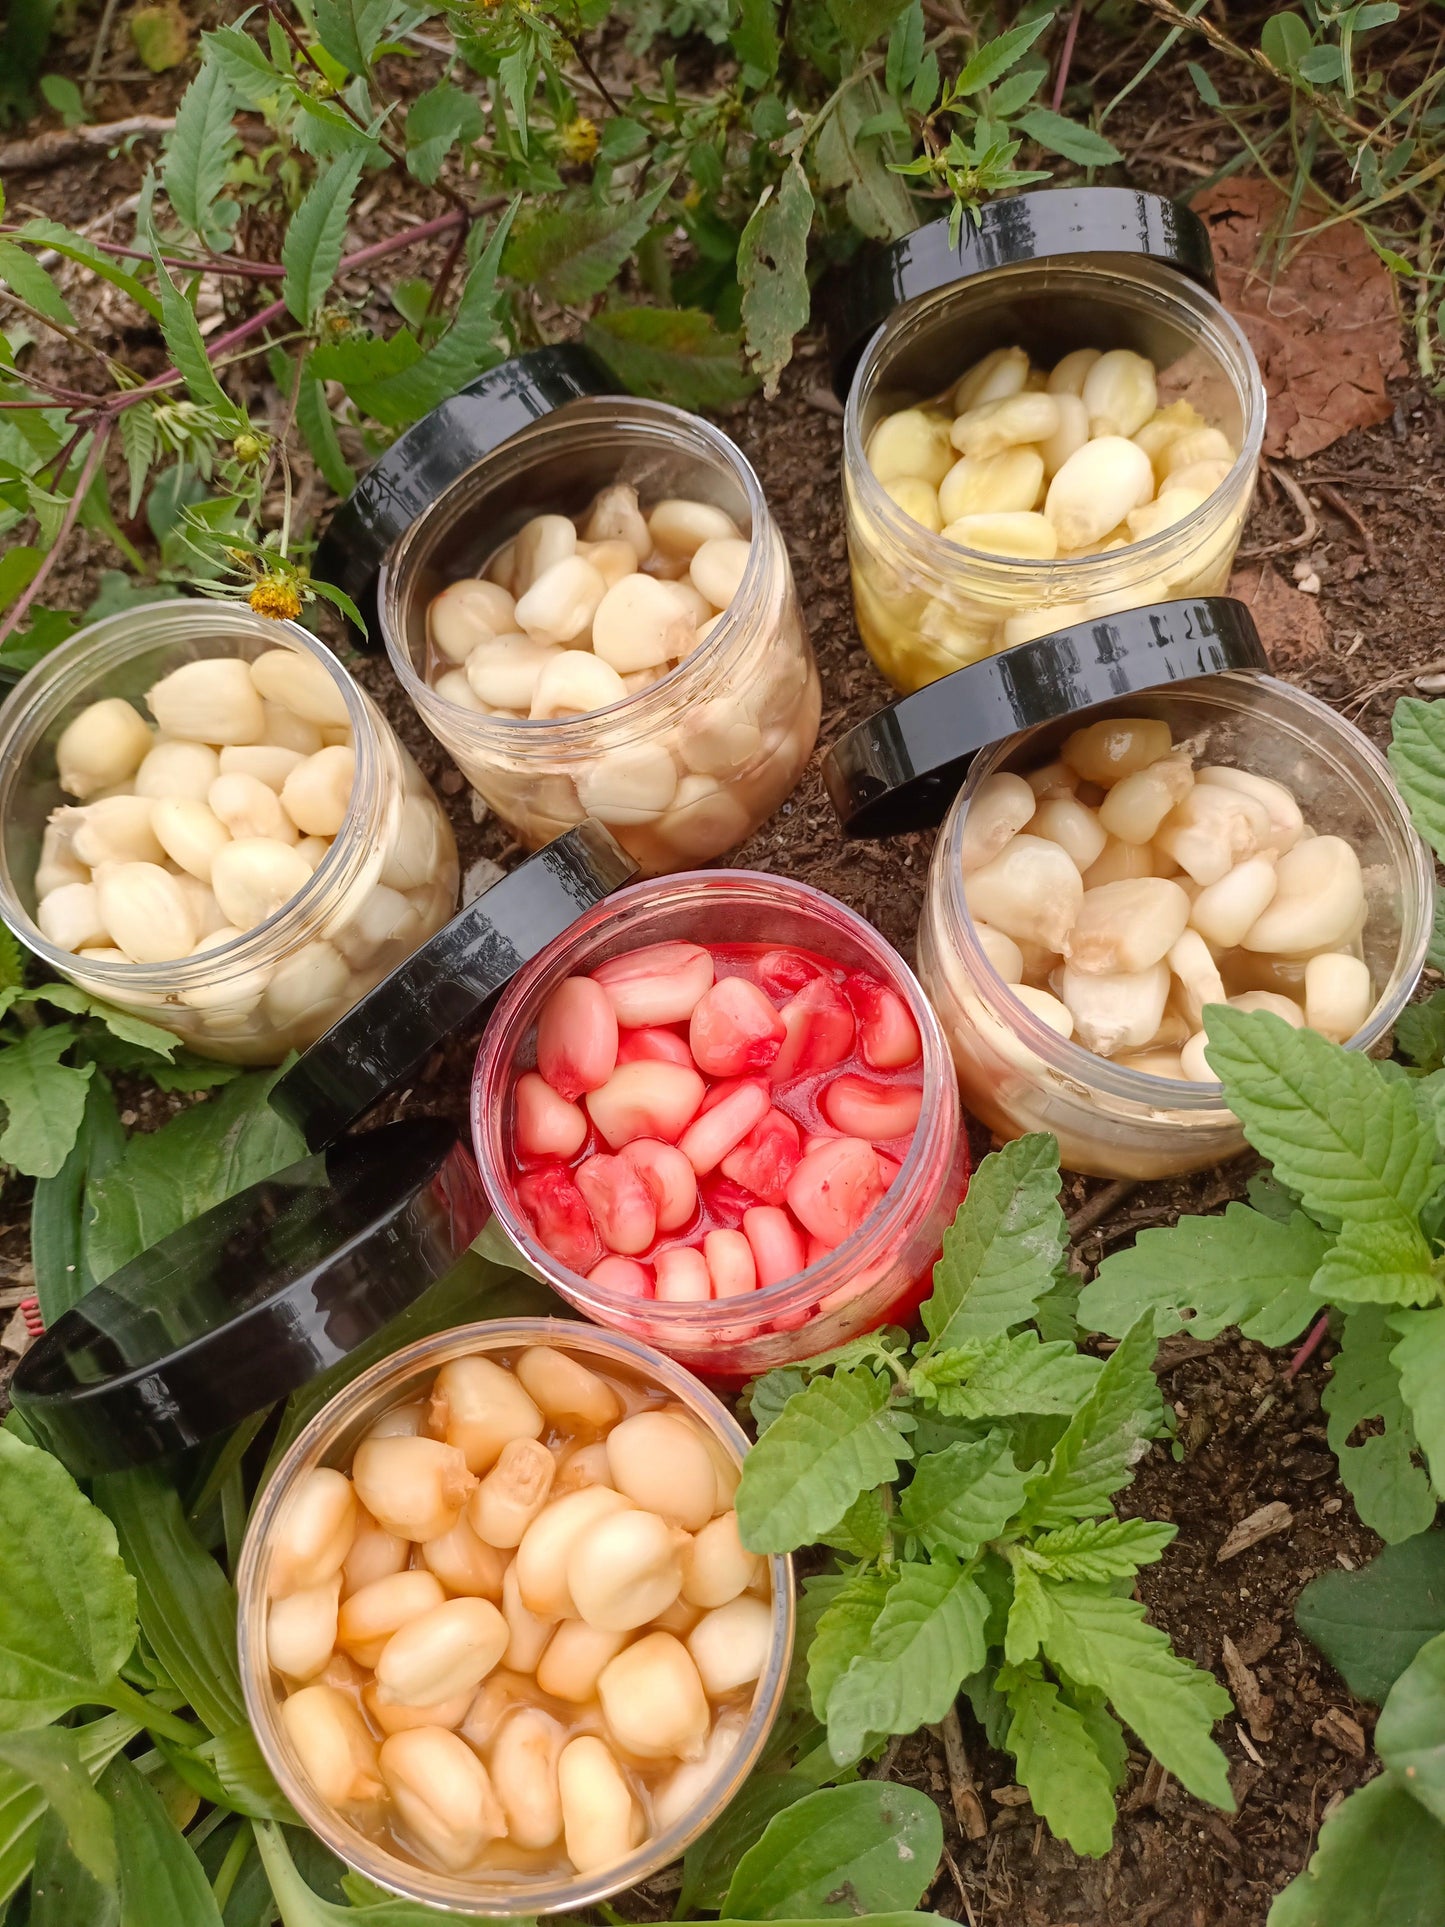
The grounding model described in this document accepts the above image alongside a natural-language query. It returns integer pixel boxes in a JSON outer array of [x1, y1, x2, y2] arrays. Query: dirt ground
[[5, 7, 1444, 1921]]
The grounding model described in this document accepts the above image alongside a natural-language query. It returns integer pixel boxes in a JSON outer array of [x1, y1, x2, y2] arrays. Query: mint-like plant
[[735, 1134, 1234, 1858]]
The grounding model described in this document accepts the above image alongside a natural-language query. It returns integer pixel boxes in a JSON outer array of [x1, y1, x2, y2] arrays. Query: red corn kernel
[[756, 948, 826, 996], [621, 1138, 698, 1232], [536, 976, 618, 1101], [786, 1136, 886, 1249], [719, 1107, 801, 1206], [585, 1060, 705, 1150], [770, 976, 856, 1084], [615, 1026, 696, 1069], [689, 977, 786, 1079], [655, 1245, 711, 1304], [822, 1074, 924, 1144], [677, 1078, 771, 1176], [575, 1153, 658, 1256], [513, 1071, 588, 1162], [589, 1255, 652, 1298], [842, 972, 922, 1071], [592, 942, 714, 1027], [742, 1205, 807, 1290], [516, 1166, 601, 1274]]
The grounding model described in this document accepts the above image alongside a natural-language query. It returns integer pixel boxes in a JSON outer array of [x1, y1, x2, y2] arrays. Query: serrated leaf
[[1267, 1771, 1445, 1927], [1393, 700, 1445, 857], [885, 1, 924, 92], [898, 1433, 1026, 1557], [954, 13, 1053, 93], [295, 375, 356, 497], [1002, 1662, 1117, 1857], [405, 80, 485, 186], [1297, 1531, 1445, 1704], [1315, 1217, 1438, 1307], [1375, 1631, 1445, 1825], [0, 1028, 94, 1179], [1204, 1006, 1438, 1236], [0, 243, 74, 328], [118, 406, 158, 521], [151, 257, 242, 427], [1040, 1583, 1233, 1807], [1023, 1516, 1176, 1583], [1079, 1202, 1329, 1345], [732, 0, 781, 78], [313, 0, 395, 73], [988, 63, 1047, 115], [738, 159, 814, 399], [820, 1487, 890, 1559], [920, 1135, 1065, 1352], [807, 1569, 894, 1724], [1324, 1306, 1436, 1544], [913, 1330, 1101, 1419], [583, 306, 757, 410], [1005, 1564, 1051, 1664], [162, 60, 238, 246], [199, 27, 285, 109], [1390, 1308, 1445, 1497], [826, 1562, 989, 1762], [1397, 991, 1445, 1072], [825, 0, 910, 52], [504, 178, 671, 306], [736, 1368, 912, 1554], [1017, 106, 1122, 165], [814, 80, 914, 241], [722, 1782, 942, 1918], [1021, 1317, 1162, 1528], [282, 151, 366, 326], [748, 1368, 809, 1434]]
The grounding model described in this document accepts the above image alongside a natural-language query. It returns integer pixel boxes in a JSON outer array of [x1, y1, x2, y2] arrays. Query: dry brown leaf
[[1194, 177, 1407, 460], [1229, 557, 1327, 666], [1216, 1499, 1294, 1562], [1311, 1707, 1367, 1758], [1221, 1635, 1275, 1743]]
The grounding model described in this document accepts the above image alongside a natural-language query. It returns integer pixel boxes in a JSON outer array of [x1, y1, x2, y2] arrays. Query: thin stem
[[0, 228, 288, 281], [210, 1827, 251, 1911], [83, 0, 126, 108], [1051, 0, 1085, 113], [101, 1675, 200, 1748], [1285, 1311, 1332, 1379], [553, 24, 622, 115], [0, 424, 111, 649]]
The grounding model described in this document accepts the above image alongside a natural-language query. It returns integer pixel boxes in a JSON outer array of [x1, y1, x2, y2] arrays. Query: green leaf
[[0, 242, 74, 327], [912, 1330, 1101, 1419], [1004, 1564, 1052, 1664], [84, 1067, 306, 1283], [1016, 106, 1122, 164], [1296, 1531, 1445, 1703], [313, 0, 395, 73], [0, 1714, 137, 1915], [814, 80, 915, 241], [825, 1563, 989, 1762], [919, 1135, 1065, 1353], [807, 1568, 893, 1724], [1397, 991, 1445, 1073], [583, 306, 757, 409], [731, 0, 781, 75], [1040, 1583, 1234, 1807], [1391, 1308, 1445, 1496], [1260, 11, 1314, 75], [295, 375, 356, 497], [1324, 1306, 1438, 1544], [820, 1487, 889, 1559], [118, 405, 158, 520], [1267, 1771, 1445, 1927], [29, 1800, 118, 1927], [1021, 1316, 1162, 1528], [1002, 1662, 1117, 1857], [150, 257, 242, 427], [1023, 1516, 1176, 1583], [738, 159, 814, 399], [504, 178, 672, 306], [162, 60, 238, 246], [32, 1073, 124, 1326], [0, 1729, 115, 1887], [282, 151, 366, 326], [679, 1772, 816, 1916], [199, 27, 285, 109], [954, 14, 1053, 93], [1079, 1202, 1329, 1345], [885, 1, 924, 92], [737, 1367, 912, 1554], [0, 1432, 136, 1729], [826, 0, 910, 54], [898, 1432, 1026, 1557], [405, 80, 485, 186], [102, 1755, 223, 1927], [0, 546, 40, 615], [1204, 1006, 1439, 1236], [988, 63, 1047, 116], [1376, 1630, 1445, 1825], [724, 1782, 941, 1918], [0, 1025, 94, 1181], [1315, 1217, 1438, 1308]]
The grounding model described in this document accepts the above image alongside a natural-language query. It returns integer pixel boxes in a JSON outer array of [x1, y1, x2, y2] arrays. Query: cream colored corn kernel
[[950, 393, 1061, 461], [1155, 784, 1272, 886], [973, 921, 1025, 985], [429, 580, 519, 663], [379, 1727, 507, 1871], [1081, 349, 1158, 439], [1012, 985, 1075, 1038], [1097, 754, 1194, 845], [882, 475, 943, 531], [959, 772, 1037, 874], [1046, 348, 1102, 398], [963, 835, 1085, 953], [937, 448, 1045, 524], [1044, 437, 1154, 552], [941, 511, 1058, 560], [953, 345, 1030, 413], [1240, 836, 1365, 955], [1187, 854, 1279, 951], [1029, 796, 1107, 874], [1059, 960, 1170, 1057], [1304, 952, 1373, 1041], [1062, 718, 1173, 786], [57, 698, 154, 799], [558, 1736, 643, 1874], [1065, 877, 1192, 975], [597, 1630, 711, 1761]]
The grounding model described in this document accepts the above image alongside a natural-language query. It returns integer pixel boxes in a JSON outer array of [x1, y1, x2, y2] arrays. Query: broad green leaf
[[1391, 1308, 1445, 1495], [0, 546, 40, 614], [583, 307, 757, 410], [0, 1433, 136, 1729], [1022, 1516, 1176, 1583], [0, 1025, 93, 1179], [84, 1067, 306, 1283], [282, 151, 366, 326], [814, 81, 914, 241], [101, 1755, 222, 1927], [1002, 1662, 1117, 1857], [199, 27, 286, 109], [912, 1329, 1101, 1418], [0, 1729, 114, 1886], [150, 257, 243, 427], [1040, 1583, 1233, 1807], [954, 14, 1053, 93], [1203, 1006, 1438, 1235], [988, 63, 1047, 115], [1296, 1531, 1445, 1703], [29, 1802, 118, 1927], [208, 1722, 298, 1823], [1391, 696, 1445, 861], [737, 1368, 912, 1553], [826, 0, 910, 53], [677, 1771, 814, 1915], [0, 1714, 137, 1913], [898, 1433, 1026, 1557], [1324, 1306, 1437, 1544], [1020, 1316, 1162, 1528], [295, 375, 356, 497], [732, 0, 781, 77], [504, 179, 672, 306], [885, 1, 924, 93], [826, 1562, 989, 1762], [21, 982, 178, 1059], [1314, 1217, 1438, 1307], [0, 242, 74, 328], [1376, 1631, 1445, 1824], [255, 1816, 565, 1922], [807, 1569, 893, 1723], [1260, 11, 1314, 75], [723, 1783, 942, 1918], [31, 1071, 123, 1324], [313, 0, 396, 73], [1016, 107, 1122, 165], [820, 1487, 889, 1559], [405, 81, 485, 186], [919, 1135, 1065, 1353], [1004, 1564, 1051, 1664], [1267, 1771, 1445, 1927], [162, 60, 238, 247], [1430, 889, 1445, 972], [1079, 1202, 1328, 1345], [738, 159, 814, 398], [1397, 990, 1445, 1073]]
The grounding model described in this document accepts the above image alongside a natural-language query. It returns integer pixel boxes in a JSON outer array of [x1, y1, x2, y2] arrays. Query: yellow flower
[[249, 577, 303, 622], [559, 116, 599, 165]]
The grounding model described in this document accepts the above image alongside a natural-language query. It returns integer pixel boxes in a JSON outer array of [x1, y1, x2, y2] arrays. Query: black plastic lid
[[823, 596, 1270, 839], [314, 344, 616, 643], [823, 187, 1217, 398], [270, 821, 637, 1152], [11, 1120, 487, 1475]]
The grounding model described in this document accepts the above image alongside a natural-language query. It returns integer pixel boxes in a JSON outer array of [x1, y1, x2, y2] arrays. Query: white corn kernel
[[374, 1596, 509, 1707], [134, 739, 221, 802], [515, 556, 609, 645], [1195, 766, 1303, 854], [263, 940, 349, 1028], [606, 1411, 717, 1530], [882, 476, 943, 531], [429, 1354, 544, 1474], [436, 668, 486, 712], [331, 884, 421, 968], [567, 1507, 688, 1631], [1066, 877, 1192, 975], [659, 775, 752, 860], [973, 921, 1025, 984], [537, 1620, 631, 1703], [686, 1594, 773, 1697], [262, 701, 325, 755], [515, 1487, 632, 1620], [963, 835, 1084, 952], [579, 538, 642, 590], [280, 1684, 381, 1805], [681, 1510, 762, 1609], [281, 746, 355, 838], [178, 935, 270, 1015], [1046, 348, 1102, 398], [511, 514, 578, 595], [1082, 836, 1157, 888], [419, 1514, 506, 1600], [959, 772, 1037, 873], [597, 1631, 711, 1761], [251, 650, 350, 728], [379, 1727, 506, 1871], [460, 636, 553, 712], [953, 345, 1030, 413], [1188, 854, 1279, 950], [469, 1437, 556, 1549], [1062, 717, 1173, 786], [1230, 990, 1306, 1026], [1029, 796, 1107, 873], [491, 1708, 566, 1850], [363, 1682, 474, 1737], [1166, 927, 1227, 1029], [950, 393, 1060, 460], [585, 484, 653, 560], [1126, 488, 1209, 542], [867, 409, 954, 486], [554, 1440, 615, 1495], [1305, 952, 1373, 1041], [1044, 437, 1155, 551], [502, 1559, 557, 1673], [269, 1467, 358, 1598], [938, 448, 1045, 523], [341, 1508, 408, 1600], [67, 796, 164, 868], [218, 744, 304, 792], [429, 579, 519, 662], [379, 794, 440, 892], [515, 1347, 621, 1428], [649, 498, 742, 558], [1159, 427, 1234, 478], [351, 1435, 477, 1542], [210, 837, 314, 929], [37, 882, 108, 952], [1097, 753, 1194, 845], [147, 659, 266, 745], [1027, 760, 1080, 801], [1012, 985, 1075, 1038], [96, 862, 198, 962], [208, 772, 298, 845], [678, 704, 762, 778], [268, 1576, 340, 1680], [530, 649, 630, 719], [1160, 457, 1232, 497], [653, 1713, 746, 1833], [1240, 835, 1365, 955], [35, 820, 87, 898], [1155, 784, 1272, 886], [1039, 393, 1090, 479], [558, 1736, 643, 1875], [1059, 960, 1170, 1056], [1179, 1030, 1215, 1081], [337, 1571, 448, 1669], [690, 537, 750, 609], [577, 743, 678, 825], [1081, 349, 1158, 438], [57, 698, 154, 798], [1132, 401, 1205, 472], [942, 511, 1058, 560], [592, 574, 697, 673]]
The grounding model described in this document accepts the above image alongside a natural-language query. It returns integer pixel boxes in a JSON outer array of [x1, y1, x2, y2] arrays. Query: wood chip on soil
[[1217, 1500, 1294, 1562]]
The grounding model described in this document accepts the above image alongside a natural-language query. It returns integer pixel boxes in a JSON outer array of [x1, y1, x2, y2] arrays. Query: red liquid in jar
[[507, 942, 924, 1316]]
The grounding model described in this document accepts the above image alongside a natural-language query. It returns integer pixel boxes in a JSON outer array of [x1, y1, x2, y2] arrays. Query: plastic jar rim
[[470, 868, 961, 1334]]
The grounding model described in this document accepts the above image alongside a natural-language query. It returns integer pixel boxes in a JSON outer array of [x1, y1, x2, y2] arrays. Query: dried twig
[[1065, 1177, 1139, 1241], [0, 116, 175, 172], [1314, 480, 1378, 567], [936, 1706, 989, 1841], [1238, 461, 1321, 559]]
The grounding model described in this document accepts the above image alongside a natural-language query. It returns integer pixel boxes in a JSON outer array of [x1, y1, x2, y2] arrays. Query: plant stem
[[101, 1675, 201, 1747], [0, 424, 111, 649], [1051, 0, 1085, 113], [210, 1821, 252, 1910], [1285, 1310, 1332, 1379]]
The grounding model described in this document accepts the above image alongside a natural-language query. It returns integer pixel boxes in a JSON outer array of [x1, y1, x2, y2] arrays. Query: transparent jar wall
[[471, 872, 966, 1378], [237, 1318, 794, 1917], [381, 399, 819, 876], [917, 675, 1432, 1179], [0, 604, 458, 1065], [844, 259, 1266, 693]]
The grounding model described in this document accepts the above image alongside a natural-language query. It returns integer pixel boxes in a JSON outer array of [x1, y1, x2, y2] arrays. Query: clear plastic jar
[[0, 603, 458, 1064], [471, 872, 967, 1377], [844, 259, 1266, 692], [918, 675, 1433, 1179], [237, 1317, 794, 1916], [380, 399, 819, 875]]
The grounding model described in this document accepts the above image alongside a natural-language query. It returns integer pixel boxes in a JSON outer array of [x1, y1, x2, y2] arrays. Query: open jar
[[825, 188, 1266, 693], [469, 871, 967, 1377], [0, 603, 458, 1063], [822, 596, 1432, 1179]]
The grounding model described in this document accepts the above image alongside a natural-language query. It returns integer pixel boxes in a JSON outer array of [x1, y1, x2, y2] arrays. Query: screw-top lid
[[11, 1120, 487, 1475], [822, 596, 1270, 839], [269, 821, 638, 1151], [823, 187, 1217, 398], [313, 344, 616, 642]]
